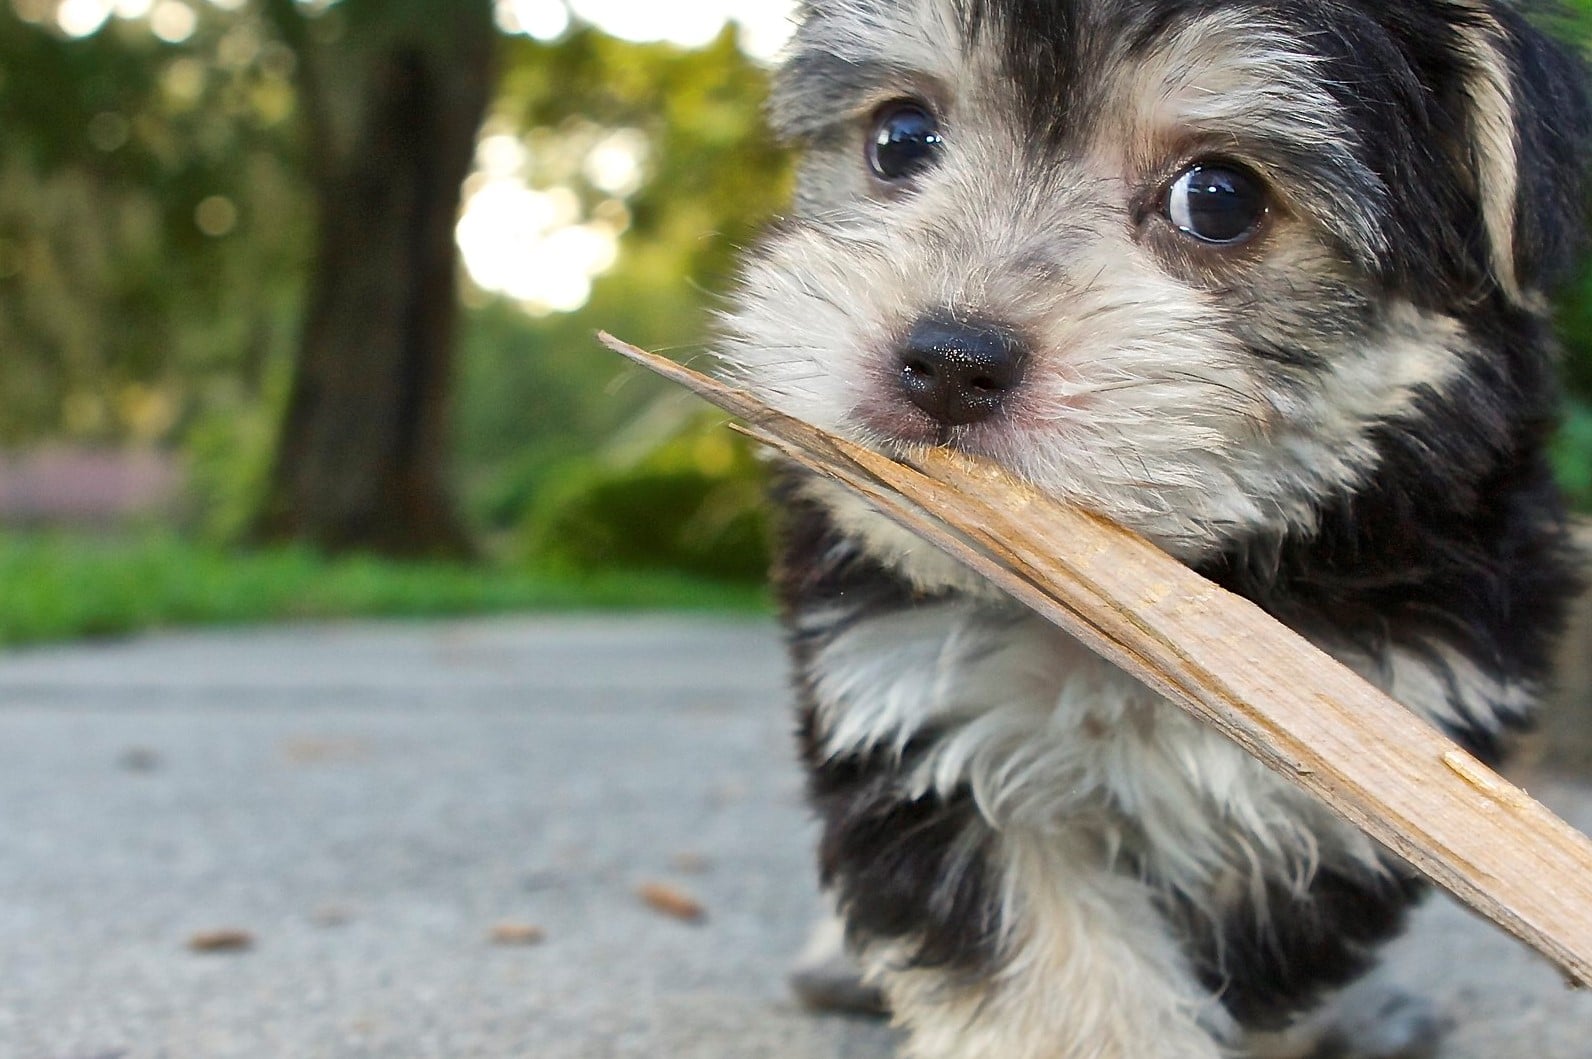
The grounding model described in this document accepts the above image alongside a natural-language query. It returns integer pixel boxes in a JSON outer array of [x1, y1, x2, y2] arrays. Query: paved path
[[1, 617, 1590, 1058]]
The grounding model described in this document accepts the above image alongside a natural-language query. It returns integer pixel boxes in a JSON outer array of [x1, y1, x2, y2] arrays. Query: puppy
[[720, 2, 1591, 1057]]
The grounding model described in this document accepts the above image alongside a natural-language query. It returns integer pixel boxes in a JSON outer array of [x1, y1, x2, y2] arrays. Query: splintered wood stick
[[597, 331, 1592, 988]]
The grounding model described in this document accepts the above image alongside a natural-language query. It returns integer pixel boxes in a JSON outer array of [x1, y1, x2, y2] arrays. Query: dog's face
[[722, 0, 1587, 569]]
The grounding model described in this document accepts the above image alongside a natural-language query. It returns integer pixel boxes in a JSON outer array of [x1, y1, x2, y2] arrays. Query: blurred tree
[[251, 0, 494, 557]]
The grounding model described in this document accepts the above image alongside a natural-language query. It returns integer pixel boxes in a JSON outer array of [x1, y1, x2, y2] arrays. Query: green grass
[[0, 531, 769, 647]]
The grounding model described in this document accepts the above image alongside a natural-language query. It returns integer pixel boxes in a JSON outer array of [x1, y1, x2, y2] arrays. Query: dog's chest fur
[[796, 546, 1360, 889], [777, 472, 1484, 1029]]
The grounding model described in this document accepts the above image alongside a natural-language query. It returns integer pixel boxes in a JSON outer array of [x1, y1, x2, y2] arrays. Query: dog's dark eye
[[868, 102, 943, 183], [1165, 163, 1266, 245]]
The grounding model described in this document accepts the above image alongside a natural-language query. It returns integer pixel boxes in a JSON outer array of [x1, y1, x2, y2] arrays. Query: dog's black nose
[[897, 316, 1027, 427]]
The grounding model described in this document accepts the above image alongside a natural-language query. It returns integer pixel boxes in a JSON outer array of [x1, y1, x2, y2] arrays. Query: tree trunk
[[253, 1, 494, 557]]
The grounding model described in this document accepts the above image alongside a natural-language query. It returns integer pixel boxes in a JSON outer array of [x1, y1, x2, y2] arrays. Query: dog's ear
[[1438, 2, 1590, 300]]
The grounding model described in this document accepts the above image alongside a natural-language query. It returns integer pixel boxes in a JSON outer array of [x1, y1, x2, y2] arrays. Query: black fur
[[800, 716, 1004, 975], [774, 475, 1006, 976], [963, 0, 1087, 149], [1201, 304, 1580, 765], [939, 0, 1590, 754], [1170, 861, 1429, 1028]]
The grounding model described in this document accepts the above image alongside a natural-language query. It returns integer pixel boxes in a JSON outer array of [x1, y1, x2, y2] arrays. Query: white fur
[[878, 833, 1235, 1059], [725, 207, 1472, 570], [808, 603, 1385, 909], [801, 595, 1467, 1057]]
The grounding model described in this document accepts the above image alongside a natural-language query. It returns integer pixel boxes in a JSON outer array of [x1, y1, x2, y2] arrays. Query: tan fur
[[1440, 1, 1525, 302]]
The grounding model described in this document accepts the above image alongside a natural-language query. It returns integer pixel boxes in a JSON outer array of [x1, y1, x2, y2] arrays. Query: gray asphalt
[[2, 616, 1591, 1059]]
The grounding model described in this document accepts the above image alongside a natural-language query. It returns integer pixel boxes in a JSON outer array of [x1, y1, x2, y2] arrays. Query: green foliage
[[452, 25, 792, 576], [1559, 254, 1592, 402], [455, 28, 791, 537], [1545, 0, 1592, 504], [0, 5, 307, 447], [0, 530, 767, 645], [0, 7, 791, 566], [182, 349, 293, 542], [9, 0, 1591, 626], [522, 409, 770, 582], [452, 296, 649, 529], [1553, 398, 1592, 511], [499, 25, 790, 306]]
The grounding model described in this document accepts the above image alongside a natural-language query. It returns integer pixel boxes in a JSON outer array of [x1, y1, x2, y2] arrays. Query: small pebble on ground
[[637, 881, 707, 923], [489, 921, 547, 946], [187, 929, 254, 953]]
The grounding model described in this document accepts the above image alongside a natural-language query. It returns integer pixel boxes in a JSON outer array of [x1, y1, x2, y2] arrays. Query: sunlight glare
[[457, 176, 617, 315], [56, 0, 112, 37], [495, 0, 569, 40], [732, 0, 797, 59], [495, 0, 797, 60], [569, 0, 723, 49], [544, 223, 619, 276], [478, 133, 531, 182], [149, 0, 196, 42], [461, 1, 798, 315], [585, 130, 645, 197]]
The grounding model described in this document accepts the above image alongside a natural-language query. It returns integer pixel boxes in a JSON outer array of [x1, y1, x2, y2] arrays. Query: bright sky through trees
[[467, 0, 796, 314], [41, 0, 797, 315]]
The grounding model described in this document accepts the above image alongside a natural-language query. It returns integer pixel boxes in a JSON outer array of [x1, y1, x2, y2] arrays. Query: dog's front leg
[[858, 831, 1234, 1059]]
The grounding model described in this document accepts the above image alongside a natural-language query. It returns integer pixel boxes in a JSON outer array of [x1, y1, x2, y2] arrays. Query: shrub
[[521, 408, 770, 582]]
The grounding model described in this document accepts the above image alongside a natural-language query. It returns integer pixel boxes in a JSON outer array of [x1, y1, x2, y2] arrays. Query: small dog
[[720, 2, 1590, 1057]]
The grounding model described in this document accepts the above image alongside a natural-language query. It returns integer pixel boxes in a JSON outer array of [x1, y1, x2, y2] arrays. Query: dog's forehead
[[781, 0, 1377, 127]]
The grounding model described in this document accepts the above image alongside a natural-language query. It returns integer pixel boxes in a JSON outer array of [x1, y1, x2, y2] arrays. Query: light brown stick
[[597, 331, 1592, 989]]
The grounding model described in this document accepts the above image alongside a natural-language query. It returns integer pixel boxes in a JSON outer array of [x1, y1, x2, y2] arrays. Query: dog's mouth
[[850, 399, 952, 447], [846, 361, 1075, 463], [846, 397, 1016, 466]]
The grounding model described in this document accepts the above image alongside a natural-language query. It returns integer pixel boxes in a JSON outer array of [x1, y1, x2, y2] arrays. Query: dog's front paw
[[1311, 988, 1449, 1059], [1247, 986, 1449, 1059], [789, 914, 888, 1016]]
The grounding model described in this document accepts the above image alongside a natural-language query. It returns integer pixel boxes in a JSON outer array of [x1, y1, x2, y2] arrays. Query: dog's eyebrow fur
[[1123, 8, 1392, 271], [770, 50, 927, 140]]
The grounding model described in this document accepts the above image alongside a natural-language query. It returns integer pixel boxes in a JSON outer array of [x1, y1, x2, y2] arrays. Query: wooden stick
[[597, 331, 1592, 989]]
